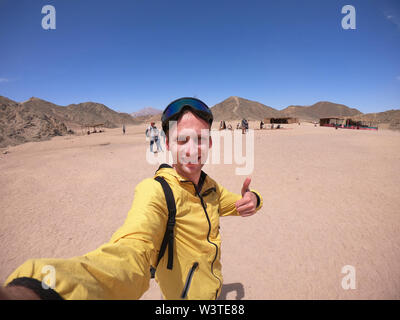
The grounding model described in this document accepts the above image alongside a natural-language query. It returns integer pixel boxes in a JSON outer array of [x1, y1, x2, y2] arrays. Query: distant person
[[146, 122, 157, 153], [123, 124, 126, 134], [153, 124, 163, 152], [146, 122, 162, 153], [271, 123, 274, 130], [241, 119, 248, 134], [219, 120, 226, 130], [260, 120, 264, 130]]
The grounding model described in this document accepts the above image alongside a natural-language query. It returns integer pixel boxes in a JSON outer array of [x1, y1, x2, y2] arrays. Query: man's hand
[[0, 286, 41, 300], [235, 177, 258, 217]]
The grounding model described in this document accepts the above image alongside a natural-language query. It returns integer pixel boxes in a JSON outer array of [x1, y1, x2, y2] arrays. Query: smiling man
[[2, 97, 263, 300]]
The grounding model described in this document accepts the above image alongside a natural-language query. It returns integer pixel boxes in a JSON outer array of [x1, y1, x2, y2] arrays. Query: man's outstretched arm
[[3, 178, 167, 300]]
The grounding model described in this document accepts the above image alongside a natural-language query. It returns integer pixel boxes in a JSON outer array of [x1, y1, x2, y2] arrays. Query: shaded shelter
[[81, 123, 105, 135], [264, 117, 298, 124], [319, 118, 344, 127]]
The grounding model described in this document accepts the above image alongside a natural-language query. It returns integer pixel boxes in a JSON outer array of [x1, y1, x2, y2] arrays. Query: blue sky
[[0, 0, 399, 113]]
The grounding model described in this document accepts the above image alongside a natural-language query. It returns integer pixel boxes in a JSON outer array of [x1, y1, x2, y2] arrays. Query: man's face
[[166, 111, 212, 182]]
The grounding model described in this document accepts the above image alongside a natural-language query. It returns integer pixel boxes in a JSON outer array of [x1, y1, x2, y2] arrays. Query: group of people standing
[[219, 119, 249, 134], [219, 119, 283, 132]]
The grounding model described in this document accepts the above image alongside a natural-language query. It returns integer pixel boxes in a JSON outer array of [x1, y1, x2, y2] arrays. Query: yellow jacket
[[4, 164, 263, 299]]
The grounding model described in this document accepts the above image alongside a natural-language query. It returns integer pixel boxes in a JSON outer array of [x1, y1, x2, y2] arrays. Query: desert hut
[[342, 118, 378, 130], [319, 118, 345, 127], [81, 123, 105, 135], [264, 117, 298, 124]]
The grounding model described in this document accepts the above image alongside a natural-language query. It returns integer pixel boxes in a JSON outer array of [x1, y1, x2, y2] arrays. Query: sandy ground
[[1, 122, 399, 299]]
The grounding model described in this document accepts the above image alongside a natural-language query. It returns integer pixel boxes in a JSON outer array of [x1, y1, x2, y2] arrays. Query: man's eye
[[177, 136, 189, 144]]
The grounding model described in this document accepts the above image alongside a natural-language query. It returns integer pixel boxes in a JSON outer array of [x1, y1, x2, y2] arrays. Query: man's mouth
[[186, 157, 202, 166]]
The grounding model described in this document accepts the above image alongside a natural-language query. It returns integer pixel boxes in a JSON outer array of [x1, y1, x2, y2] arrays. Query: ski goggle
[[162, 97, 213, 133]]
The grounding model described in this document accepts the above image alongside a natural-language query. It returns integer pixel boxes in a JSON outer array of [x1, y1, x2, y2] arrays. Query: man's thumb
[[241, 177, 251, 196]]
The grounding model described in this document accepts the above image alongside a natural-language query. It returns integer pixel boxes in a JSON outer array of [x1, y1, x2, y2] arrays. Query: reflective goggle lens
[[162, 98, 213, 124]]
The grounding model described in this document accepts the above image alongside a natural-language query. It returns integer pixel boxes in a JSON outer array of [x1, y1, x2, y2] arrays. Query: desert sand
[[1, 122, 399, 299]]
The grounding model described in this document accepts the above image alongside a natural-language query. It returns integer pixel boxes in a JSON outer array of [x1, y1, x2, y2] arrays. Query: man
[[146, 122, 160, 153], [241, 118, 248, 134], [1, 97, 263, 300], [153, 124, 163, 152]]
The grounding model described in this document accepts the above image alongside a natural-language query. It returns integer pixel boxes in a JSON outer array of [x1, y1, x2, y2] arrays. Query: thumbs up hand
[[235, 177, 258, 217]]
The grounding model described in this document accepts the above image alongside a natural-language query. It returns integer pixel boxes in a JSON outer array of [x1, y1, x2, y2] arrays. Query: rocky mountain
[[0, 97, 68, 148], [209, 97, 362, 122], [64, 102, 139, 128], [0, 96, 140, 148], [20, 97, 139, 128], [131, 107, 162, 118], [135, 113, 162, 124], [210, 96, 281, 121], [281, 101, 362, 121], [352, 109, 400, 130]]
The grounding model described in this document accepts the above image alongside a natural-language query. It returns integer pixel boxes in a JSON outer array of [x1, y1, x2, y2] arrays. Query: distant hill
[[64, 102, 138, 128], [210, 98, 362, 122], [0, 96, 18, 105], [352, 109, 400, 130], [135, 113, 162, 124], [281, 101, 362, 121], [211, 96, 281, 121], [0, 97, 68, 148], [0, 96, 141, 148], [131, 107, 162, 118], [20, 97, 139, 128]]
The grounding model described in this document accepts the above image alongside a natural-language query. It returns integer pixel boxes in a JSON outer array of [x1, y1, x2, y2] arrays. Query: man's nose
[[185, 138, 197, 156]]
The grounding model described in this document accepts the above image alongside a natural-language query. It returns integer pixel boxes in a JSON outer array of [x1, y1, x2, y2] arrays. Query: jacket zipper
[[181, 262, 199, 299], [194, 186, 222, 299]]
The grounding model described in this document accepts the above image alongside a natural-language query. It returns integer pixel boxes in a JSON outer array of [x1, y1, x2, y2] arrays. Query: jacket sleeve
[[3, 178, 168, 300], [218, 183, 263, 217]]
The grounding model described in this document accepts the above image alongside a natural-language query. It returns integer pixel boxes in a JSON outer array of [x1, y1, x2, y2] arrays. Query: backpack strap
[[154, 176, 176, 271]]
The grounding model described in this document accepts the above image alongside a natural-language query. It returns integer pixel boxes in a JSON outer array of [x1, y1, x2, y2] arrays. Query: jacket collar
[[155, 163, 209, 193]]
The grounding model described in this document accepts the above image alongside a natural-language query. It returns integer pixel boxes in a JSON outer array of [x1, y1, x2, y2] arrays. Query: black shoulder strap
[[154, 176, 176, 271]]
